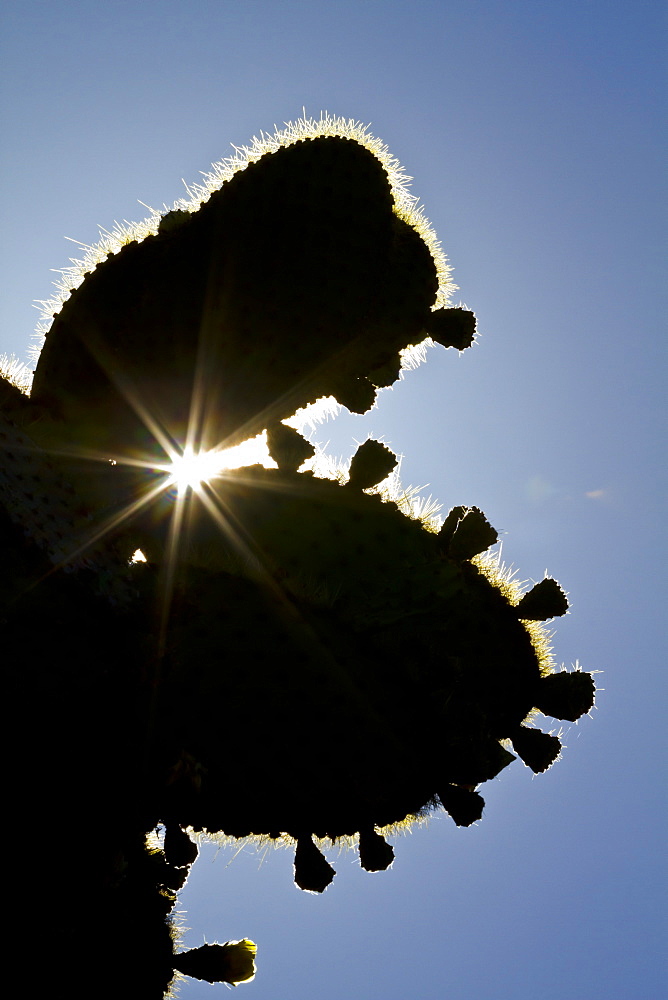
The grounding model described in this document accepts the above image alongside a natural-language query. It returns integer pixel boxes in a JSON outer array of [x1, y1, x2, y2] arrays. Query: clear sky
[[1, 2, 665, 998]]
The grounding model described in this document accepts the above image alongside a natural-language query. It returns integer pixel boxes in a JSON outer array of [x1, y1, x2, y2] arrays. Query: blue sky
[[1, 2, 665, 998]]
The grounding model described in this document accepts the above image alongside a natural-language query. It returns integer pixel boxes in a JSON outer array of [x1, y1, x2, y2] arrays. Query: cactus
[[1, 114, 596, 996], [173, 939, 257, 986], [27, 116, 461, 462]]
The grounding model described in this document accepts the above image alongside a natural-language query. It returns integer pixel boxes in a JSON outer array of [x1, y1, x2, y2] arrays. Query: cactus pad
[[29, 121, 469, 463]]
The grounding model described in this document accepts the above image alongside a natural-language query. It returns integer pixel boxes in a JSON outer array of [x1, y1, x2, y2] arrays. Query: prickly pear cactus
[[1, 114, 595, 997]]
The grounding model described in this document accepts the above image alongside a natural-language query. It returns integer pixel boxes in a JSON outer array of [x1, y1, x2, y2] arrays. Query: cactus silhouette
[[1, 115, 595, 997]]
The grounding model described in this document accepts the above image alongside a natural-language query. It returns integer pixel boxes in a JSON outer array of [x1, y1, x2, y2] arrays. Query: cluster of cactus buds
[[1, 115, 596, 995]]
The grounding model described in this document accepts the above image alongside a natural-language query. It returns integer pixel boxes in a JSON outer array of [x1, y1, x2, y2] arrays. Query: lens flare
[[163, 434, 274, 496], [166, 447, 227, 494]]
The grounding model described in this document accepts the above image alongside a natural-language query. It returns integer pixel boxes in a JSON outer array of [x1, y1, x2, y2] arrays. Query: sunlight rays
[[160, 436, 274, 497]]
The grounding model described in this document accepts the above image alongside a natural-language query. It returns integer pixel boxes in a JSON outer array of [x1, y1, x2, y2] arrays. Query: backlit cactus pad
[[29, 115, 473, 459], [152, 453, 595, 891]]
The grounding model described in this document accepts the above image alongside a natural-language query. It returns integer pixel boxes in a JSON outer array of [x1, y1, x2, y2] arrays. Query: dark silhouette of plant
[[0, 115, 595, 998]]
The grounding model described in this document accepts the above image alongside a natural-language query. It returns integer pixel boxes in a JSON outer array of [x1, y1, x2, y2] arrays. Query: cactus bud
[[358, 827, 395, 872], [347, 439, 398, 490], [515, 578, 569, 620], [511, 726, 562, 773], [424, 307, 476, 350], [328, 375, 378, 414], [534, 670, 596, 721], [438, 505, 498, 560], [293, 835, 336, 893], [438, 784, 485, 826], [173, 939, 256, 985], [266, 422, 315, 471]]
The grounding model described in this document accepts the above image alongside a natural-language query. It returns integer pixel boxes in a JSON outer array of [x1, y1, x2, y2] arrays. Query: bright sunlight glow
[[164, 434, 275, 495], [168, 446, 229, 493]]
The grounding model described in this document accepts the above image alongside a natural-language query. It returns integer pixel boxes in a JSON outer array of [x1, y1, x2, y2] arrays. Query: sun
[[166, 446, 228, 495], [162, 434, 275, 496]]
